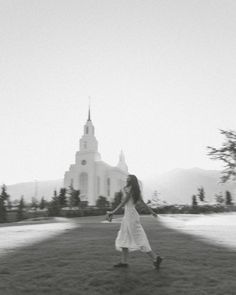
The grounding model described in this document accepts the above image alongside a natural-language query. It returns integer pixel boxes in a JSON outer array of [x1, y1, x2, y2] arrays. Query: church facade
[[64, 110, 129, 205]]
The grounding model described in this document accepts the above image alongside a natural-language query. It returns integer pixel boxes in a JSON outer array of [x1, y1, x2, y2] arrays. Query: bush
[[96, 196, 110, 209], [152, 204, 236, 214], [60, 207, 108, 218]]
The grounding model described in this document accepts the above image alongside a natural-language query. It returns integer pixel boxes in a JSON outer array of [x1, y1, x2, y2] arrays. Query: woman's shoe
[[153, 256, 163, 269], [113, 262, 129, 268]]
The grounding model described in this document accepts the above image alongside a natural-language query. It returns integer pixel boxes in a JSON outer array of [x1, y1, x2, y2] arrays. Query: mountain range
[[5, 168, 236, 204], [143, 167, 236, 204]]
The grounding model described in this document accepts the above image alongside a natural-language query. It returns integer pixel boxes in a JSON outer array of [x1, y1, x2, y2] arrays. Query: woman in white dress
[[107, 174, 163, 269]]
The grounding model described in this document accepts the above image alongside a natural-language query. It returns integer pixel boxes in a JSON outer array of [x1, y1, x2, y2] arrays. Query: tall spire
[[88, 107, 91, 121], [117, 150, 128, 172], [88, 96, 91, 121]]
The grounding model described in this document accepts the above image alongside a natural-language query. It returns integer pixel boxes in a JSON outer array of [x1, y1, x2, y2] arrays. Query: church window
[[97, 176, 100, 195], [83, 141, 87, 149], [86, 126, 89, 134], [79, 173, 88, 198], [107, 178, 111, 197]]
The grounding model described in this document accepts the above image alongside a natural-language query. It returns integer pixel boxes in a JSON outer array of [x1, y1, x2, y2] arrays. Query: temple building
[[64, 109, 129, 205]]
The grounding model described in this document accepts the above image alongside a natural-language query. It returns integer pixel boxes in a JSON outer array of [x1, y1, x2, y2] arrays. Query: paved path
[[0, 218, 78, 256], [159, 213, 236, 250]]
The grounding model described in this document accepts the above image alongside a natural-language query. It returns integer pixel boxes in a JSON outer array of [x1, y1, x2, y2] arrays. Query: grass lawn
[[0, 215, 235, 295]]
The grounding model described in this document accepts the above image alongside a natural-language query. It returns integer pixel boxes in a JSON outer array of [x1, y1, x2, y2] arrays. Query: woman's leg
[[121, 247, 129, 264], [146, 249, 163, 269], [146, 250, 158, 261]]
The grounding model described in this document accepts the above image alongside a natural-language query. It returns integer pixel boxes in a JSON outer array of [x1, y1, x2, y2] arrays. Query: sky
[[1, 0, 236, 185]]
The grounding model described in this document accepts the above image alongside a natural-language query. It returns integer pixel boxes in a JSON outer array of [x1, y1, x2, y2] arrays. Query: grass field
[[0, 215, 236, 295]]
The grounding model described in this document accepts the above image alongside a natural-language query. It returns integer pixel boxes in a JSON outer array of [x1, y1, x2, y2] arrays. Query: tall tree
[[0, 184, 10, 202], [7, 199, 12, 210], [68, 185, 80, 207], [207, 129, 236, 182], [197, 187, 206, 202], [39, 197, 46, 210], [58, 188, 67, 208], [48, 190, 61, 216], [215, 193, 224, 204], [225, 191, 233, 205], [17, 196, 25, 221], [0, 184, 10, 223], [31, 197, 38, 210]]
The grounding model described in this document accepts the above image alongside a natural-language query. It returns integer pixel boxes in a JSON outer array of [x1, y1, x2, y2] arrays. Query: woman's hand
[[106, 211, 113, 222]]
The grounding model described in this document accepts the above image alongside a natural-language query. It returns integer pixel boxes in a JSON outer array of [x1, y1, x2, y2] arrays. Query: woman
[[107, 174, 163, 269]]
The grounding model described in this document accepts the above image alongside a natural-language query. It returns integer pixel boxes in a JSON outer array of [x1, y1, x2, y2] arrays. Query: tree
[[39, 197, 46, 210], [58, 188, 67, 208], [31, 197, 38, 210], [48, 190, 61, 216], [208, 129, 236, 182], [96, 196, 109, 208], [192, 195, 198, 207], [80, 201, 88, 209], [68, 185, 80, 207], [0, 184, 10, 223], [7, 199, 12, 210], [215, 193, 224, 204], [17, 196, 25, 221], [197, 187, 205, 202], [225, 191, 233, 205]]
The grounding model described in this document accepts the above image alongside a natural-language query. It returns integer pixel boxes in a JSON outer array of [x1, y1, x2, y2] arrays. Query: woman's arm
[[139, 199, 158, 217], [108, 191, 131, 215]]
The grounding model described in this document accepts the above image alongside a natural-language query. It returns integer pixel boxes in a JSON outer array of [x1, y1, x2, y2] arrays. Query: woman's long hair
[[125, 174, 142, 204]]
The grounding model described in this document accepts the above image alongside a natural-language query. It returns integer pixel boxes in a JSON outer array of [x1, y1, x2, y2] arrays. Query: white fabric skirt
[[115, 207, 152, 252]]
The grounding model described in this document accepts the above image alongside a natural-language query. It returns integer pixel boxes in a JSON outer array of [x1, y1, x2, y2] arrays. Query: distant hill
[[6, 168, 236, 204], [7, 179, 63, 202], [142, 168, 236, 204]]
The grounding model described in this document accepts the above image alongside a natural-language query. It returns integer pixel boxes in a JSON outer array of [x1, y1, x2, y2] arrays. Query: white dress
[[115, 188, 152, 252]]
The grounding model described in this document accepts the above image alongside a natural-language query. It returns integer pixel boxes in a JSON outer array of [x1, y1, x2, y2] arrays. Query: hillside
[[7, 179, 63, 202]]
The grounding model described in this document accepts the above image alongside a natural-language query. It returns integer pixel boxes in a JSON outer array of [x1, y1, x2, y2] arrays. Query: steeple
[[117, 150, 128, 172], [79, 107, 99, 154], [88, 106, 91, 121], [87, 97, 91, 121]]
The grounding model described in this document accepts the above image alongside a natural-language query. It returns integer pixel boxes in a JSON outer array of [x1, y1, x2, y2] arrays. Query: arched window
[[79, 173, 88, 198], [86, 126, 89, 134], [97, 176, 100, 195], [107, 178, 111, 197]]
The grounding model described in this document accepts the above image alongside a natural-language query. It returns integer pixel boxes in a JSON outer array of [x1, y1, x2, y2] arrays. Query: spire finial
[[88, 96, 91, 121]]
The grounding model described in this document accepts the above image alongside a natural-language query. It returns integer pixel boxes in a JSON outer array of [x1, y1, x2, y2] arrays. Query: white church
[[64, 109, 129, 205]]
